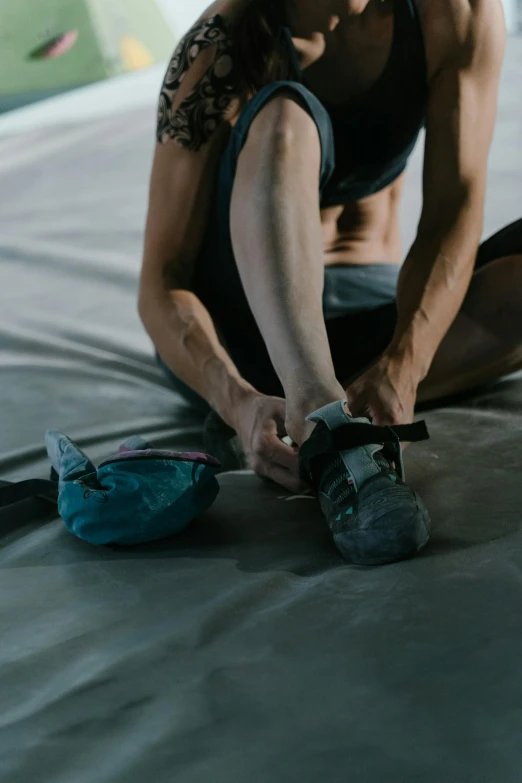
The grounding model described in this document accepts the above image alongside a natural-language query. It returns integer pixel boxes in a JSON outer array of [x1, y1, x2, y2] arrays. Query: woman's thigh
[[334, 219, 522, 395], [418, 219, 522, 401]]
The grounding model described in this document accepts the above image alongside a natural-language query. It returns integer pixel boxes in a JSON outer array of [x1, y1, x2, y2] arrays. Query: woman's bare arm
[[388, 0, 505, 381], [346, 0, 505, 426], [138, 14, 255, 428]]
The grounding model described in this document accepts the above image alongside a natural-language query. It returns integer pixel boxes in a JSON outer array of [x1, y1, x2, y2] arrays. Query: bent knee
[[245, 91, 320, 155]]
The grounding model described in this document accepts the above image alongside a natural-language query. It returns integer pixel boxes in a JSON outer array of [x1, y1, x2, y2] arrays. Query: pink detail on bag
[[101, 449, 220, 469]]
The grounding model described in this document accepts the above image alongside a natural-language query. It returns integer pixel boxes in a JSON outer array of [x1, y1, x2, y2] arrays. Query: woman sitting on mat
[[139, 0, 520, 564]]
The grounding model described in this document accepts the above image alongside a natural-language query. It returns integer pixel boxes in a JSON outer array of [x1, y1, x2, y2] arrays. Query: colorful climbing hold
[[30, 31, 79, 60], [120, 36, 154, 71]]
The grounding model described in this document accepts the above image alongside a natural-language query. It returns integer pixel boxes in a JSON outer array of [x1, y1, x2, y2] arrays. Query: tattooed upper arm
[[157, 14, 238, 151]]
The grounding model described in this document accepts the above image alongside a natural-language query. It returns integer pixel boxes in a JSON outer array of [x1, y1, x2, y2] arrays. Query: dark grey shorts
[[160, 80, 522, 413]]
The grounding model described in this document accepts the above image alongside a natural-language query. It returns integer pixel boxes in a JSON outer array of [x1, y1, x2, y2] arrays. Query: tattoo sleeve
[[157, 15, 237, 151]]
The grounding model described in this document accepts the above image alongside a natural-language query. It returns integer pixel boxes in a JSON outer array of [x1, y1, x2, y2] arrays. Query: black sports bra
[[282, 0, 428, 206]]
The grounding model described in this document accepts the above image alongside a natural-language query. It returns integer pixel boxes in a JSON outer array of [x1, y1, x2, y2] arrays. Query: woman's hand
[[345, 355, 420, 427], [233, 391, 306, 494]]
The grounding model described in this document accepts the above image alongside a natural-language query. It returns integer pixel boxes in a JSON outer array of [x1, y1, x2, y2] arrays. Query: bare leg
[[418, 254, 522, 402], [230, 94, 346, 444]]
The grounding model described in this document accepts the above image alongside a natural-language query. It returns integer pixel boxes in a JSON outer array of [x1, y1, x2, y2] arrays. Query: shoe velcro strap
[[0, 479, 58, 508], [299, 420, 430, 478]]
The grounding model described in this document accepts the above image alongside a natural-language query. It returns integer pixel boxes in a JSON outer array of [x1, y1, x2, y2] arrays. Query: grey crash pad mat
[[1, 38, 522, 783]]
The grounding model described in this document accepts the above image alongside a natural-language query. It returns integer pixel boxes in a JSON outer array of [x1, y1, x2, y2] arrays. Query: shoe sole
[[321, 476, 432, 566]]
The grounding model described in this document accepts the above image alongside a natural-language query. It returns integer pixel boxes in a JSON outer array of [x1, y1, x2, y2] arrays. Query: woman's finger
[[251, 434, 304, 492], [259, 415, 299, 472], [268, 433, 300, 472]]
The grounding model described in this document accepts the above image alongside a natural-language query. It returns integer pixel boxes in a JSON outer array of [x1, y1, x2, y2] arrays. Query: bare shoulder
[[156, 0, 250, 151], [414, 0, 506, 78]]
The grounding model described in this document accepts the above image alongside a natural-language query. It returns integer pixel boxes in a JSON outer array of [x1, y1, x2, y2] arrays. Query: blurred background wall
[[1, 0, 520, 116], [157, 0, 209, 34], [159, 0, 522, 35], [0, 0, 177, 113]]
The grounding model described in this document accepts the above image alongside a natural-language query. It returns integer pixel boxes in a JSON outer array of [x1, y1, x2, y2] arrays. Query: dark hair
[[230, 0, 295, 96]]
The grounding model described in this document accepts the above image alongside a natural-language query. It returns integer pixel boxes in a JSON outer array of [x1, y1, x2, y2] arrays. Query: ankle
[[286, 392, 351, 446], [286, 381, 346, 411]]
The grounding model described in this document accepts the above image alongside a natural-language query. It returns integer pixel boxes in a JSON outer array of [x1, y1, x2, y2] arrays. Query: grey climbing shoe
[[298, 401, 431, 566]]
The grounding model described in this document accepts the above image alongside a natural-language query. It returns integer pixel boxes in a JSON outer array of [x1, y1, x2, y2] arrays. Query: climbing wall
[[0, 0, 176, 113]]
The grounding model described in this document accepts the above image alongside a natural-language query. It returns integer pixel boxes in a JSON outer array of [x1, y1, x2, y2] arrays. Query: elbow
[[137, 265, 170, 330], [137, 282, 158, 335], [138, 279, 186, 338]]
